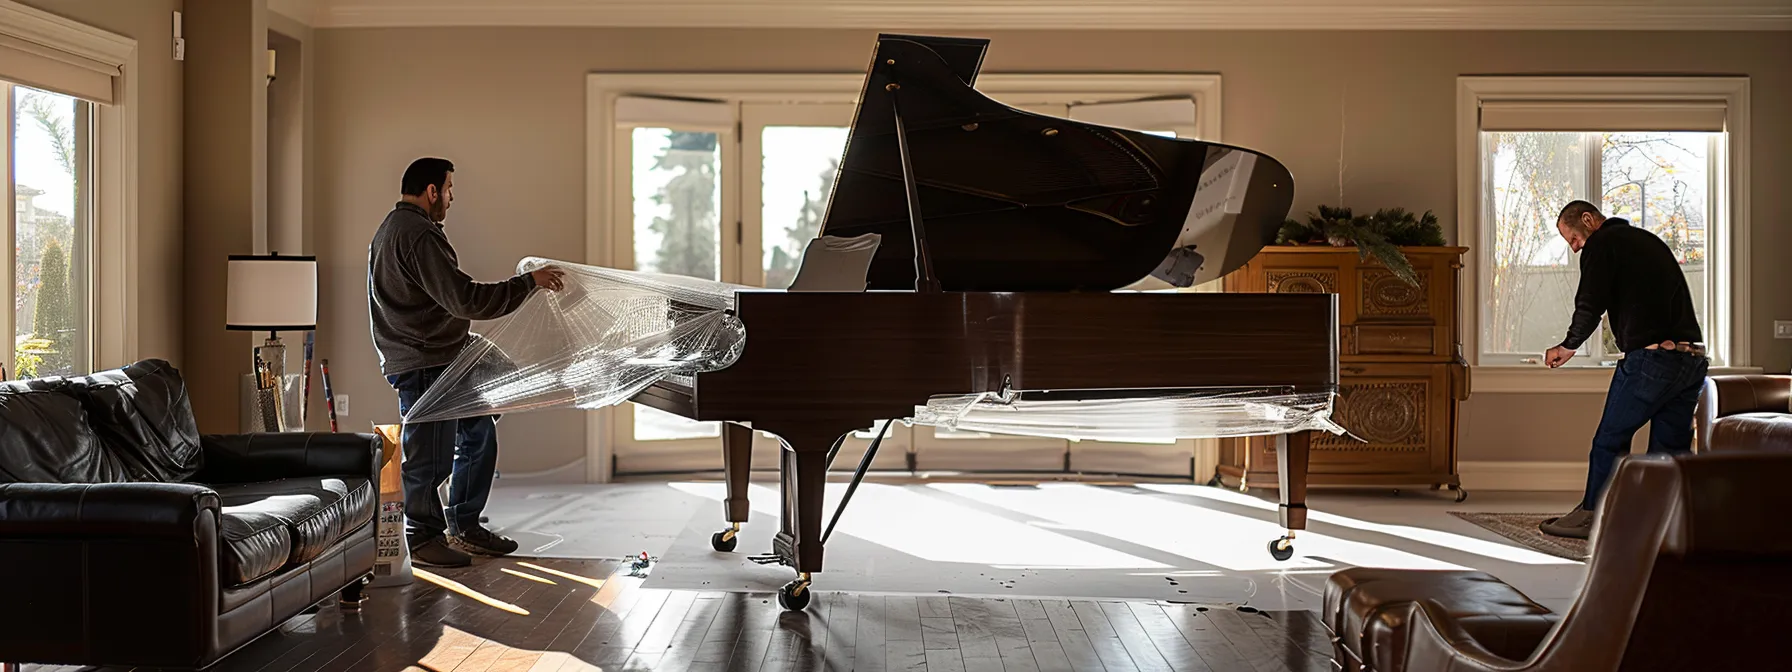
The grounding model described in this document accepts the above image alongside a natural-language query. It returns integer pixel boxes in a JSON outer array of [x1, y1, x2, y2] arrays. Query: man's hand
[[1544, 346, 1576, 368], [530, 266, 567, 291]]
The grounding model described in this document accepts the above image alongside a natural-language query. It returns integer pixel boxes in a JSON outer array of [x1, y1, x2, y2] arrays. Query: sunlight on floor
[[930, 483, 1469, 572], [414, 568, 531, 615], [669, 481, 1172, 568], [1138, 484, 1580, 566], [660, 479, 1549, 573]]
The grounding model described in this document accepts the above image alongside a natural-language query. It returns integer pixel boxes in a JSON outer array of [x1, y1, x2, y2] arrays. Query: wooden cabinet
[[1216, 246, 1470, 499]]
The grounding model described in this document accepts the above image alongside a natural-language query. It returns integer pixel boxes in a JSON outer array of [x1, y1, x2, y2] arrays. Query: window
[[0, 1, 136, 381], [5, 83, 94, 379], [1457, 77, 1751, 381], [587, 73, 1221, 479]]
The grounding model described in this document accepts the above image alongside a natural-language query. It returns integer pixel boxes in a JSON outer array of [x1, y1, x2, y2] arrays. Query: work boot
[[452, 524, 520, 557], [1539, 505, 1594, 539], [410, 536, 473, 568]]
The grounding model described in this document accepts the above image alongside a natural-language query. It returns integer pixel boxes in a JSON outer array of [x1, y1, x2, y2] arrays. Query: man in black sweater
[[1539, 200, 1706, 539], [369, 157, 565, 567]]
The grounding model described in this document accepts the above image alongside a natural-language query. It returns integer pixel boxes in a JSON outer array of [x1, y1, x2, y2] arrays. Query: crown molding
[[271, 0, 319, 27], [0, 0, 135, 66], [312, 0, 1792, 30]]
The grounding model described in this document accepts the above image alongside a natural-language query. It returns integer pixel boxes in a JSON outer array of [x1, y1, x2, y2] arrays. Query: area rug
[[1448, 512, 1589, 562]]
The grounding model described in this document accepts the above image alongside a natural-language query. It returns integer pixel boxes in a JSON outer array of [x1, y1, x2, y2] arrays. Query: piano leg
[[769, 427, 843, 611], [1270, 429, 1311, 561], [711, 421, 754, 552]]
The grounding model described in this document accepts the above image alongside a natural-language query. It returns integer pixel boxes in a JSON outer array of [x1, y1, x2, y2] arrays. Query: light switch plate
[[336, 393, 349, 417], [1777, 321, 1792, 339]]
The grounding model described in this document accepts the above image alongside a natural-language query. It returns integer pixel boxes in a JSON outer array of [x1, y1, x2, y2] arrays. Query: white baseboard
[[492, 458, 590, 486], [1458, 461, 1586, 492]]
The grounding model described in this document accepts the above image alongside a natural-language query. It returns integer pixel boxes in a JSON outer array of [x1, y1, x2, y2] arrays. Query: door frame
[[585, 72, 1223, 483]]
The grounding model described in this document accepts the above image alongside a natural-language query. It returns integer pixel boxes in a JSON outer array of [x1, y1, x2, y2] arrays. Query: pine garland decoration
[[1274, 206, 1444, 286]]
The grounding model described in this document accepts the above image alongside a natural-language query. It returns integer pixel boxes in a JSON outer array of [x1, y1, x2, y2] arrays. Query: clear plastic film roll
[[399, 258, 749, 424], [910, 388, 1345, 442]]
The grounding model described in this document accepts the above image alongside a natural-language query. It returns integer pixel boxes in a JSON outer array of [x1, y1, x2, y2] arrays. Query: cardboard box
[[370, 424, 413, 586]]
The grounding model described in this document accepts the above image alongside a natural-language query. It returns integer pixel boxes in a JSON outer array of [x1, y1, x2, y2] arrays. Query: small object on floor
[[627, 551, 653, 576], [1540, 505, 1594, 540]]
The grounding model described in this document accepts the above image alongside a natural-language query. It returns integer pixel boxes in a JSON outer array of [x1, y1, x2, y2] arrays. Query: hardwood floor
[[23, 557, 1336, 672]]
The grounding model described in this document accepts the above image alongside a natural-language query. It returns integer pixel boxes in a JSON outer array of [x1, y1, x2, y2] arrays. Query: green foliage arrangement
[[1274, 206, 1445, 286]]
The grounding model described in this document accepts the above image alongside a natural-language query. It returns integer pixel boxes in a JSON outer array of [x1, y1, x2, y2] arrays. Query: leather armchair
[[1327, 451, 1792, 672], [0, 360, 381, 670], [1695, 374, 1792, 453]]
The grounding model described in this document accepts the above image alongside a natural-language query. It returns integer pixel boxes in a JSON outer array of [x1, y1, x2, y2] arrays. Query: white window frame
[[0, 1, 139, 377], [1456, 76, 1755, 393], [584, 72, 1221, 482]]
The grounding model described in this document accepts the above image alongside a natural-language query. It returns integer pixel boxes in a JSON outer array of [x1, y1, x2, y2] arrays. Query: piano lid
[[818, 34, 1295, 292]]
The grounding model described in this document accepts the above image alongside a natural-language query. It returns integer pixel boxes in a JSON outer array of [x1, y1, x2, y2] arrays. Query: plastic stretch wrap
[[400, 258, 748, 424], [910, 388, 1344, 442]]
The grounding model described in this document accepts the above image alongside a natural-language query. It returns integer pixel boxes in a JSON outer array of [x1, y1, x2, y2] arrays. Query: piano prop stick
[[880, 61, 941, 293], [387, 34, 1341, 612]]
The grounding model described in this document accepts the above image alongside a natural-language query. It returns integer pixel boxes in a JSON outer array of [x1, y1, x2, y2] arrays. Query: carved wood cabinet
[[1216, 246, 1471, 498]]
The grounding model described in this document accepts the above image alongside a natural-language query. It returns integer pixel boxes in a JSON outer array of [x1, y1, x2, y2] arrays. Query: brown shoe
[[1539, 505, 1594, 539]]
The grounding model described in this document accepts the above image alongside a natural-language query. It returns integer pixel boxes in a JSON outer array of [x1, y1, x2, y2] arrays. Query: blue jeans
[[1582, 348, 1708, 510], [388, 365, 500, 545]]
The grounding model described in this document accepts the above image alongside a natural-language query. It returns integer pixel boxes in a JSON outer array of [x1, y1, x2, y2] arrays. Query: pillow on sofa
[[64, 359, 204, 483], [0, 379, 134, 483]]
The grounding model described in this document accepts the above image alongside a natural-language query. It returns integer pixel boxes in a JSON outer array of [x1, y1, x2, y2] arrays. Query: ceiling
[[273, 0, 1792, 30]]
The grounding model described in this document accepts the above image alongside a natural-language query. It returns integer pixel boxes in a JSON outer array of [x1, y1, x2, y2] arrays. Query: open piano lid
[[819, 34, 1296, 292]]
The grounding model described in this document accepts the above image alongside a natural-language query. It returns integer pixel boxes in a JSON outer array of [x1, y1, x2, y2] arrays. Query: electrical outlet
[[1776, 321, 1792, 339], [336, 393, 349, 417]]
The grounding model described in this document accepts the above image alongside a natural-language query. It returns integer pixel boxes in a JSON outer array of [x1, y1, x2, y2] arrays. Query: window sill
[[1471, 365, 1766, 394]]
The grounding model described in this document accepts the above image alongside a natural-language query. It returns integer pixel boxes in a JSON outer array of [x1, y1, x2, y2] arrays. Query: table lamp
[[226, 252, 317, 408]]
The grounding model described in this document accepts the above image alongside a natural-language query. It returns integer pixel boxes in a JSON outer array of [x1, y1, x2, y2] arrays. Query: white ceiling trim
[[312, 0, 1792, 30], [270, 0, 320, 26]]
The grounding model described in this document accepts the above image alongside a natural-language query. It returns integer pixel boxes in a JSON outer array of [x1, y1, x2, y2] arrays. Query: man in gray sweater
[[369, 157, 564, 567]]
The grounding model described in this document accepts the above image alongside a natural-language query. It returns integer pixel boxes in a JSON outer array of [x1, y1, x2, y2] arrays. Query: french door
[[608, 93, 1214, 479]]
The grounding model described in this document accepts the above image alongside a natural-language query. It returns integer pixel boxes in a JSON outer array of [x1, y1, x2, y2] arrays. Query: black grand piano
[[628, 34, 1340, 611]]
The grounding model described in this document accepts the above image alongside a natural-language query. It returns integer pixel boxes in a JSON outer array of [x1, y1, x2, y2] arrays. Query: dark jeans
[[388, 365, 500, 546], [1582, 348, 1709, 510]]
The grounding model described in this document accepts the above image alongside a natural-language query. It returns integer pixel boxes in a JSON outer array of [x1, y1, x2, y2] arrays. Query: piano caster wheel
[[1268, 536, 1295, 561], [711, 523, 740, 552], [778, 574, 813, 611], [1454, 487, 1469, 503]]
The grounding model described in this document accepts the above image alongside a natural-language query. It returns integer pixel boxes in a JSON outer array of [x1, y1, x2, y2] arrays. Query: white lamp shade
[[226, 255, 317, 330]]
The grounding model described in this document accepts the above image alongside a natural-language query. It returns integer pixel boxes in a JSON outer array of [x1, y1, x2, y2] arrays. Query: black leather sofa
[[0, 359, 382, 669]]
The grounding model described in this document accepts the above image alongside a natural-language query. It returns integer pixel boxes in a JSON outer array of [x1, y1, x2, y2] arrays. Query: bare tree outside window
[[1482, 130, 1713, 363]]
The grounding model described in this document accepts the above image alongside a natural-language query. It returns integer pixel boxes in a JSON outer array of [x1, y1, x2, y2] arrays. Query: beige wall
[[15, 0, 185, 373], [313, 27, 1791, 475]]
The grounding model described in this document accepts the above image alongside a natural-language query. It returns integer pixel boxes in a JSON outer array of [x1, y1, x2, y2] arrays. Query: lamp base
[[253, 334, 289, 432]]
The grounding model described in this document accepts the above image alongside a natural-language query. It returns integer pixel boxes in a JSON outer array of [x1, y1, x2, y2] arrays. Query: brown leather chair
[[1325, 450, 1792, 672], [1696, 374, 1792, 453]]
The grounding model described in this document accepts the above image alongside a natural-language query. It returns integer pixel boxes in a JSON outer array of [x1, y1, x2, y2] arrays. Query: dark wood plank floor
[[22, 557, 1335, 672]]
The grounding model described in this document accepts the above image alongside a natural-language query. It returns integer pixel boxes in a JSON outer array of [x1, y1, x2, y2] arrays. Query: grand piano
[[624, 34, 1342, 612]]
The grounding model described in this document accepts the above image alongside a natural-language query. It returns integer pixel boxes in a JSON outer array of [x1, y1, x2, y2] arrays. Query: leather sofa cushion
[[63, 359, 205, 483], [1708, 413, 1792, 453], [214, 476, 374, 574], [219, 509, 293, 586], [1324, 568, 1552, 672], [0, 380, 133, 484]]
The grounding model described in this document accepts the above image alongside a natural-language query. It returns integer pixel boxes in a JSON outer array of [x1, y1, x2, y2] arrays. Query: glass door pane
[[742, 102, 912, 470], [9, 84, 92, 380], [606, 109, 741, 472], [630, 126, 727, 441]]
